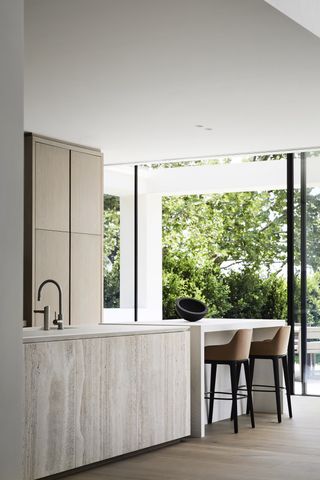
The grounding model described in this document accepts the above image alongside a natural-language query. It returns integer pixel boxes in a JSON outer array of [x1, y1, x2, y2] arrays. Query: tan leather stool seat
[[248, 326, 292, 423], [204, 329, 254, 433], [250, 326, 291, 357], [205, 329, 253, 362]]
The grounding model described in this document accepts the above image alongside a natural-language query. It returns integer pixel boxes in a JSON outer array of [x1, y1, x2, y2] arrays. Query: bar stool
[[247, 326, 292, 423], [205, 329, 255, 434]]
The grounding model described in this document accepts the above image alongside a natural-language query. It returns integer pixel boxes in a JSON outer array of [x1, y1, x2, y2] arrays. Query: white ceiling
[[25, 0, 320, 165], [265, 0, 320, 39]]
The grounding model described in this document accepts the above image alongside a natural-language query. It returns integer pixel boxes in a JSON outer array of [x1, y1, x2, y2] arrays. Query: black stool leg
[[230, 362, 238, 433], [273, 357, 282, 423], [244, 360, 255, 428], [282, 356, 293, 418], [246, 357, 255, 415], [208, 362, 217, 424], [230, 362, 241, 421]]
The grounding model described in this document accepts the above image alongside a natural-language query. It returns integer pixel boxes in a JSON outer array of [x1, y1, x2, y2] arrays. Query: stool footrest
[[205, 390, 248, 401], [238, 383, 287, 393]]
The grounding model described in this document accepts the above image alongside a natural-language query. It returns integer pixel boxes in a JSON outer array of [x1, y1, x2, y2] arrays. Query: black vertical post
[[300, 152, 307, 394], [134, 165, 138, 322], [287, 153, 295, 394]]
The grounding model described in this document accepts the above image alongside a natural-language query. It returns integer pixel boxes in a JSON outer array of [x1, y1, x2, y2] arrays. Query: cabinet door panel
[[34, 229, 69, 326], [71, 233, 102, 324], [35, 142, 69, 231], [71, 151, 102, 235], [24, 341, 76, 479], [137, 332, 190, 448], [101, 336, 139, 458], [75, 339, 103, 467]]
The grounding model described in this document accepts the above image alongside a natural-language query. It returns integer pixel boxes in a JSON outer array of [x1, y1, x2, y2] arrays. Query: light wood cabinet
[[24, 134, 103, 326], [71, 233, 102, 325], [71, 151, 103, 235], [34, 229, 70, 326], [35, 142, 69, 231], [24, 331, 190, 479]]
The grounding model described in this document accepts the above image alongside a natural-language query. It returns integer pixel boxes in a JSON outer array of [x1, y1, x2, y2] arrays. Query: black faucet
[[37, 279, 64, 329]]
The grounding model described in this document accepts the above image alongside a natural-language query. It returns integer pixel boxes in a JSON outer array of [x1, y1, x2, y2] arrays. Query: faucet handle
[[34, 306, 50, 330], [53, 311, 64, 330]]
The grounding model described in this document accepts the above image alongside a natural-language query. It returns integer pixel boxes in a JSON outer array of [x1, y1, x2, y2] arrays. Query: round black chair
[[175, 297, 208, 322]]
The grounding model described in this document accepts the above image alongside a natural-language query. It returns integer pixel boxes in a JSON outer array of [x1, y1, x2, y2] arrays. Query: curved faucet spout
[[37, 279, 63, 317]]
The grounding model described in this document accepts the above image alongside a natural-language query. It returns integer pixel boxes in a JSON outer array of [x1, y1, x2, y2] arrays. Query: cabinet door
[[35, 142, 69, 231], [137, 332, 190, 448], [101, 336, 140, 458], [75, 338, 103, 467], [71, 151, 103, 235], [70, 233, 102, 324], [34, 229, 69, 326], [24, 341, 76, 479]]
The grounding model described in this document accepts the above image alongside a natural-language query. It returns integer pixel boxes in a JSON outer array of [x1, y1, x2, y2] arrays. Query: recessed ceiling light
[[195, 125, 204, 128]]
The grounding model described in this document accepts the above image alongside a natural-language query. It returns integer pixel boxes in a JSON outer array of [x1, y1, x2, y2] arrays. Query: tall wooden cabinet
[[24, 133, 103, 327]]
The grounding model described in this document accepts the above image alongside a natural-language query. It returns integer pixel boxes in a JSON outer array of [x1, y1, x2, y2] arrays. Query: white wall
[[0, 0, 24, 478], [265, 0, 320, 39]]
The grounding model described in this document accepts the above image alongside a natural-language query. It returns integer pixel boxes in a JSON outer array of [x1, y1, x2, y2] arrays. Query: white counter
[[102, 317, 284, 330], [23, 324, 189, 343]]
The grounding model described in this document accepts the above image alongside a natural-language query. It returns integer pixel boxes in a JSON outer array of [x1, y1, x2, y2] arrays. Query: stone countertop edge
[[23, 325, 190, 343]]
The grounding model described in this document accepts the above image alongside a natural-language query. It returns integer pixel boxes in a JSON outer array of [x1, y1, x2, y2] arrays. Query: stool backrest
[[271, 326, 291, 356], [229, 329, 253, 361]]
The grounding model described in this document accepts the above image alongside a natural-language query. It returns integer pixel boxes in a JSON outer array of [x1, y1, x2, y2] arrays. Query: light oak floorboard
[[57, 396, 320, 480]]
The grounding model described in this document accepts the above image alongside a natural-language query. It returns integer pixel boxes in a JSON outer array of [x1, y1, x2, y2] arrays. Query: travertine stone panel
[[24, 331, 190, 479], [24, 341, 76, 480], [75, 338, 103, 467], [101, 335, 140, 458]]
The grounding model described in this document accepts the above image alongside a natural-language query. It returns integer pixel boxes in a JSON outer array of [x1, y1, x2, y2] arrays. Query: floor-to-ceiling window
[[139, 155, 287, 322], [104, 164, 135, 322], [294, 151, 320, 395]]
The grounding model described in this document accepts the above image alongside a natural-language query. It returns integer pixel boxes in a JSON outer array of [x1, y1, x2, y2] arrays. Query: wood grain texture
[[57, 396, 319, 480], [70, 151, 103, 235], [24, 341, 76, 480], [70, 233, 102, 325], [35, 142, 69, 232], [34, 229, 69, 326], [23, 134, 103, 328]]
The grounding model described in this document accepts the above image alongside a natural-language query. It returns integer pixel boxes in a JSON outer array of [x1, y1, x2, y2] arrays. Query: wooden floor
[[59, 396, 320, 480]]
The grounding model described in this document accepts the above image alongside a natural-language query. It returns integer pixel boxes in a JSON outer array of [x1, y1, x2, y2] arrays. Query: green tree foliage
[[104, 195, 120, 308], [162, 191, 289, 319]]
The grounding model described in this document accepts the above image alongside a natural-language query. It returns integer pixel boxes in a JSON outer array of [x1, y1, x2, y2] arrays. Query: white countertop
[[102, 318, 285, 332], [23, 324, 189, 343]]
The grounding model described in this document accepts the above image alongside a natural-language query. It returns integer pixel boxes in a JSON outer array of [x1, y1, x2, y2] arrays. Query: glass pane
[[293, 153, 302, 394], [305, 151, 320, 395], [140, 155, 287, 321], [103, 165, 135, 322]]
